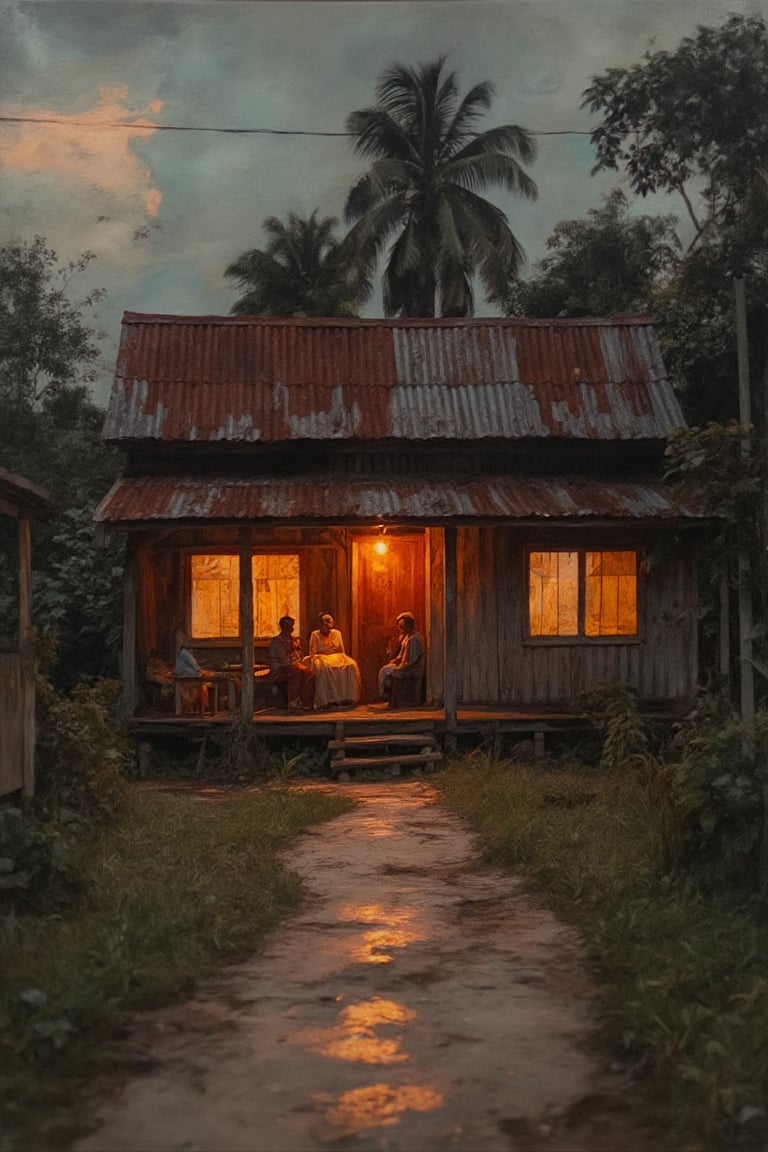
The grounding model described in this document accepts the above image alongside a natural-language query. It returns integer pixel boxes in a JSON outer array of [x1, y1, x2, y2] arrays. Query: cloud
[[0, 86, 163, 217]]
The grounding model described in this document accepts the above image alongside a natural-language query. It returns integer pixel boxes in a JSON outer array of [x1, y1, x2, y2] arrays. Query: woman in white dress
[[308, 613, 361, 709]]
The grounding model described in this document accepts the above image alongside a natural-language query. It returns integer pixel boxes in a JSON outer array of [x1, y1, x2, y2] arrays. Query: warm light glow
[[320, 1083, 445, 1136], [586, 550, 638, 635], [296, 998, 415, 1065], [340, 904, 425, 964], [190, 552, 300, 638], [374, 539, 388, 555], [529, 551, 578, 636], [528, 549, 638, 637]]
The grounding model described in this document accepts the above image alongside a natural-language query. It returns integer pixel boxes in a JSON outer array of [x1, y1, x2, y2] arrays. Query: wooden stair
[[328, 724, 442, 778]]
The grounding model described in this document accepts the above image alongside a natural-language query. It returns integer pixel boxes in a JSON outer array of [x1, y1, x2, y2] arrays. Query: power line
[[0, 114, 593, 137]]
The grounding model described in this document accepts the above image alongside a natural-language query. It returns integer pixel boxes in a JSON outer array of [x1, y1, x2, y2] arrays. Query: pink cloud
[[0, 87, 163, 217]]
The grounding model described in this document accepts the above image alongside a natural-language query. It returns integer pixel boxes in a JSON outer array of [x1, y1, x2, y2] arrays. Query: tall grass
[[1, 786, 353, 1150], [439, 755, 768, 1150]]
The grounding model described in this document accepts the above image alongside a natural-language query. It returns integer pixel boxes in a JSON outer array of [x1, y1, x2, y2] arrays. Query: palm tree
[[344, 58, 537, 317], [225, 210, 364, 317]]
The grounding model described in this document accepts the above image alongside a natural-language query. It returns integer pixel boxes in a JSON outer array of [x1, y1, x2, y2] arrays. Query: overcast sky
[[1, 0, 765, 403]]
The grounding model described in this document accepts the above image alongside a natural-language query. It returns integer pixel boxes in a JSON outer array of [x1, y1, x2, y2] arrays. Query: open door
[[352, 533, 426, 702]]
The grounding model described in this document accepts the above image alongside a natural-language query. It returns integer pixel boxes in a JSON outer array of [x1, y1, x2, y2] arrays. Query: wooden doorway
[[352, 533, 426, 702]]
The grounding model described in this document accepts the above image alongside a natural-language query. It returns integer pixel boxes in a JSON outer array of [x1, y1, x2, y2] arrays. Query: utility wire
[[0, 114, 593, 136]]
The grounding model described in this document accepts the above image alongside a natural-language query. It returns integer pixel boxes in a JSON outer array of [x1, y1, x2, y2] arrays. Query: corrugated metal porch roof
[[95, 474, 705, 526], [104, 313, 685, 445]]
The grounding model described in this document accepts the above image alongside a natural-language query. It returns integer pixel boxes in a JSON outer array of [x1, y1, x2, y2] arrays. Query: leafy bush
[[0, 807, 80, 913], [670, 690, 764, 885], [576, 682, 651, 772], [32, 505, 124, 690], [35, 675, 131, 821]]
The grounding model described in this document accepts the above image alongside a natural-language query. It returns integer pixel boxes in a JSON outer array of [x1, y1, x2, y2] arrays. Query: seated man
[[377, 612, 425, 704], [268, 615, 316, 711]]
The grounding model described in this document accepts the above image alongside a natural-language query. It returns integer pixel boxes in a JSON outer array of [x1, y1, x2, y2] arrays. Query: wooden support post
[[239, 527, 254, 719], [18, 516, 35, 803], [444, 524, 457, 750], [734, 277, 755, 728], [121, 541, 138, 720], [719, 572, 731, 687]]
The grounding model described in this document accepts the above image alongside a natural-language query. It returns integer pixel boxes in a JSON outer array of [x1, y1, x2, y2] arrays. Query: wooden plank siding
[[0, 653, 24, 796], [457, 526, 697, 707], [128, 522, 698, 716]]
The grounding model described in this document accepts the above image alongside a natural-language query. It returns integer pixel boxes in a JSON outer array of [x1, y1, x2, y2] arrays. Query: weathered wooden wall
[[456, 526, 698, 707], [0, 653, 23, 796]]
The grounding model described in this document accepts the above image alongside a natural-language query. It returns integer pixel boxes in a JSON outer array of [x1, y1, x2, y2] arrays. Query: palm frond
[[439, 81, 494, 158], [442, 150, 538, 199], [449, 123, 538, 166], [345, 108, 419, 163]]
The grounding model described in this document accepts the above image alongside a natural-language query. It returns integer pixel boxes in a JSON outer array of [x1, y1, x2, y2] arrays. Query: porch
[[129, 701, 601, 761]]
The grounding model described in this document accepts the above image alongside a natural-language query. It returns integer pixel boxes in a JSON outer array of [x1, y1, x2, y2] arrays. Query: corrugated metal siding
[[104, 313, 685, 444], [94, 474, 705, 525]]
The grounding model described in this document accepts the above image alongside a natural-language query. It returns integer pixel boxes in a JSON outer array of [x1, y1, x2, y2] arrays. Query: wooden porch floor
[[129, 703, 596, 740]]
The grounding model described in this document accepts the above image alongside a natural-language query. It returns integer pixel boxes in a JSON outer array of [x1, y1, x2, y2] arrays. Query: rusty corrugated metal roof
[[94, 474, 705, 526], [104, 313, 684, 444]]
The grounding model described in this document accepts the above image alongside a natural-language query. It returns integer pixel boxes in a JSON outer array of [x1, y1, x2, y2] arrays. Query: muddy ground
[[73, 781, 659, 1152]]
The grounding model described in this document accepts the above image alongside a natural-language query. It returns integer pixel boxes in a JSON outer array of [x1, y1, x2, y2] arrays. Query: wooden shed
[[0, 468, 52, 799], [95, 313, 706, 741]]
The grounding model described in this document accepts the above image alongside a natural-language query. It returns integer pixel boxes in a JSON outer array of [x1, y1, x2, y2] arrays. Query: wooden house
[[95, 313, 705, 742], [0, 468, 52, 799]]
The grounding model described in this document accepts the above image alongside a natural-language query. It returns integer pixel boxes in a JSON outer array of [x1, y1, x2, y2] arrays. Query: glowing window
[[528, 551, 578, 636], [528, 550, 638, 638], [191, 554, 300, 639]]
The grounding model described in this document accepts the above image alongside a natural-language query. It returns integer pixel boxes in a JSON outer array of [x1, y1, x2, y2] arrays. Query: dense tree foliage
[[0, 237, 122, 687], [583, 13, 768, 256], [225, 211, 364, 317], [506, 189, 680, 319], [344, 57, 537, 317]]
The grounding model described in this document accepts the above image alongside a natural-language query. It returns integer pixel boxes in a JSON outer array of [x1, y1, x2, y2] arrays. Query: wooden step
[[331, 751, 443, 771], [328, 733, 437, 751]]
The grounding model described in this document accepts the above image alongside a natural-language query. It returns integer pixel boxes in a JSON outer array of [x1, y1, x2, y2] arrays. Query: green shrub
[[35, 676, 131, 820], [670, 690, 764, 886], [0, 807, 80, 913]]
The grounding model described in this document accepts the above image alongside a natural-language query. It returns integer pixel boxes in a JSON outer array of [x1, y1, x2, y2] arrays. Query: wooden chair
[[174, 675, 238, 716], [389, 671, 426, 710], [252, 666, 289, 711]]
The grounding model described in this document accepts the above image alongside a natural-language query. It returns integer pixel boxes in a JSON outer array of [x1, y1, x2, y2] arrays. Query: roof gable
[[104, 313, 685, 445]]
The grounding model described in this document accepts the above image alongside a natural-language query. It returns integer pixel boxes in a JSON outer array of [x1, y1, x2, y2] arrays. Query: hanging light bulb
[[374, 524, 388, 555]]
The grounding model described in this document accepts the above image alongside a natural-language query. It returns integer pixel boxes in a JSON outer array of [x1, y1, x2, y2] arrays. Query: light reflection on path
[[295, 996, 415, 1065], [74, 782, 646, 1152], [319, 1082, 446, 1138], [340, 902, 425, 964]]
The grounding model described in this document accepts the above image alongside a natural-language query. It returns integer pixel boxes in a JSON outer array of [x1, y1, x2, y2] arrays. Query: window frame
[[523, 546, 644, 646], [186, 549, 303, 646]]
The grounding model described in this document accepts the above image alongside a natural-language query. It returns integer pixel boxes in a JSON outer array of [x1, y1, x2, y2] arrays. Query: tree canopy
[[225, 211, 365, 317], [583, 13, 768, 260], [0, 237, 123, 686], [506, 189, 680, 319], [343, 57, 537, 317]]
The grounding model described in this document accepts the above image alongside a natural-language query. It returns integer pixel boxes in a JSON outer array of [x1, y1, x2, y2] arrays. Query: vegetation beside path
[[439, 751, 768, 1152], [0, 784, 354, 1152]]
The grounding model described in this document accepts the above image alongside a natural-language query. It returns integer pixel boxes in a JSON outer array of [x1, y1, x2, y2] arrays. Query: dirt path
[[74, 782, 652, 1152]]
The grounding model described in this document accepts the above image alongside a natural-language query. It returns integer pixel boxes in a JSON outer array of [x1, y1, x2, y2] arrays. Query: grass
[[438, 753, 768, 1151], [0, 784, 354, 1151]]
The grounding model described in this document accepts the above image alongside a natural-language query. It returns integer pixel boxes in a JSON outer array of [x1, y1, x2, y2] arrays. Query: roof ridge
[[121, 311, 657, 328]]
